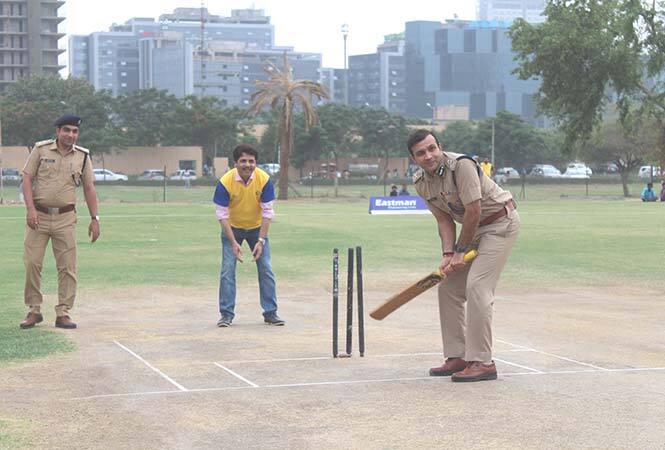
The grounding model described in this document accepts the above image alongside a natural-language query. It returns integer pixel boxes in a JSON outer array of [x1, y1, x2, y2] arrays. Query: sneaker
[[264, 313, 285, 326], [217, 315, 233, 327]]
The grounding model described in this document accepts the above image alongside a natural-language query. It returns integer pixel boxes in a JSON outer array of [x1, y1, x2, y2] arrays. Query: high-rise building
[[404, 20, 542, 125], [477, 0, 546, 23], [69, 7, 322, 107], [348, 37, 406, 114], [319, 67, 345, 104], [0, 0, 65, 90]]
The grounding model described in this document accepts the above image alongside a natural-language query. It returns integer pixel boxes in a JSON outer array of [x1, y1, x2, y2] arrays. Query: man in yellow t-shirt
[[480, 157, 493, 178], [212, 144, 284, 327]]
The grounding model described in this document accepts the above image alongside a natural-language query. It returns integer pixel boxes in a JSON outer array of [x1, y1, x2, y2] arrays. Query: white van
[[638, 165, 661, 178], [562, 163, 592, 179]]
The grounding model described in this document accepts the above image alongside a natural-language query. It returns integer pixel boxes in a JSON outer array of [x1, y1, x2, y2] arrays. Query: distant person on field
[[184, 168, 192, 189], [392, 168, 399, 179], [18, 175, 25, 204], [389, 184, 399, 196], [660, 181, 665, 202], [480, 157, 493, 178], [399, 183, 410, 196], [213, 144, 284, 327], [641, 182, 658, 202]]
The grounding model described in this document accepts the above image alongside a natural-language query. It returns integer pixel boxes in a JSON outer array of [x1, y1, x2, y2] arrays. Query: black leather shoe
[[264, 313, 285, 326], [217, 315, 233, 327]]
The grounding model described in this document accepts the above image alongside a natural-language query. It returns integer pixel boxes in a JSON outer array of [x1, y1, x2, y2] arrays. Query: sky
[[59, 0, 477, 70]]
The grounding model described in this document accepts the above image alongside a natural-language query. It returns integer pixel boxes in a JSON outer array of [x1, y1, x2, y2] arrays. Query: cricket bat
[[369, 250, 478, 321]]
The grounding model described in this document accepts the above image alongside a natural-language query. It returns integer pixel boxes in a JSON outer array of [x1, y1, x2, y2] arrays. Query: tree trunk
[[277, 100, 293, 200], [620, 171, 629, 197]]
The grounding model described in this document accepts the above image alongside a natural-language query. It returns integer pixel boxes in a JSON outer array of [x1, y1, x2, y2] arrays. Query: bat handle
[[439, 249, 478, 276]]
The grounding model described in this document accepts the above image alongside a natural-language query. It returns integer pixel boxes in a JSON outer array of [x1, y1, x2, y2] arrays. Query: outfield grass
[[0, 184, 663, 364]]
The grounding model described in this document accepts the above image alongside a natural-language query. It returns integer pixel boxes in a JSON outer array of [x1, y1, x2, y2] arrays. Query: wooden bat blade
[[369, 250, 478, 321], [369, 271, 443, 320]]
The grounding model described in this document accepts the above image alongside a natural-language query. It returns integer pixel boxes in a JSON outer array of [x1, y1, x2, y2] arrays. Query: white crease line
[[114, 341, 188, 391], [496, 338, 609, 371], [72, 366, 665, 400], [494, 357, 543, 373], [213, 362, 260, 387]]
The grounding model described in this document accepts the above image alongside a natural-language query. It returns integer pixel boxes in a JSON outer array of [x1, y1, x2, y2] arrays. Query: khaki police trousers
[[23, 211, 77, 317], [438, 209, 520, 363]]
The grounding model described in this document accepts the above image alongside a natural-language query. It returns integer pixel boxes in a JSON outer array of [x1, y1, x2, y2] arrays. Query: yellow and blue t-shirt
[[213, 168, 275, 229]]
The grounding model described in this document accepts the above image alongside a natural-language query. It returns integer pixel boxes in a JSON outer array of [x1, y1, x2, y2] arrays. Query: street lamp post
[[341, 24, 349, 106], [426, 102, 435, 124]]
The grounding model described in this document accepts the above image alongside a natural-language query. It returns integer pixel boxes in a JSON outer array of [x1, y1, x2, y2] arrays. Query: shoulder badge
[[74, 145, 90, 154], [413, 169, 425, 183], [34, 139, 55, 148]]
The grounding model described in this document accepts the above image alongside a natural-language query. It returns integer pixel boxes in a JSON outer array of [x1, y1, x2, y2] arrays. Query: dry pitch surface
[[1, 279, 664, 449]]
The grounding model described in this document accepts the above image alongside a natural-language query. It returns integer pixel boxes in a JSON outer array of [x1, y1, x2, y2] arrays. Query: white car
[[93, 169, 128, 181], [138, 169, 166, 181], [494, 167, 521, 183], [1, 168, 20, 181], [562, 163, 592, 179], [170, 169, 197, 180], [530, 165, 562, 178], [638, 165, 661, 178], [259, 163, 280, 176]]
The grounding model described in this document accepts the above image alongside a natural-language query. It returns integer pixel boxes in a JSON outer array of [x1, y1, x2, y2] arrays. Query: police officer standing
[[407, 129, 520, 382], [19, 115, 100, 330]]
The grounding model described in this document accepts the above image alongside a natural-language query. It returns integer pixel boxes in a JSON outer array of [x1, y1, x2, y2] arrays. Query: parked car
[[638, 165, 662, 179], [494, 167, 520, 183], [93, 168, 128, 182], [138, 169, 166, 181], [258, 163, 280, 176], [169, 169, 197, 180], [530, 164, 562, 178], [562, 163, 592, 179], [1, 168, 20, 181]]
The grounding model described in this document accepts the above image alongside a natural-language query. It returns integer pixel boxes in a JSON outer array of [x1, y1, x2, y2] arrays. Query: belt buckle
[[47, 207, 59, 215]]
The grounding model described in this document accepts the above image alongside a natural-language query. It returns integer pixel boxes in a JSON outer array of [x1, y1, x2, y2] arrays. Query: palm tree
[[247, 52, 329, 199]]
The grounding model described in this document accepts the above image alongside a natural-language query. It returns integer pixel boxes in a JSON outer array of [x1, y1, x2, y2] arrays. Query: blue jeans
[[219, 227, 278, 318]]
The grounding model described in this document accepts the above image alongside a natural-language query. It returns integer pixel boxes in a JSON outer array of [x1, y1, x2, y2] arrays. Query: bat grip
[[438, 249, 478, 276]]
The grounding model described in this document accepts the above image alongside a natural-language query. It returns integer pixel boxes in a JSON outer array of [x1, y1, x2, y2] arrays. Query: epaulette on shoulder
[[413, 169, 425, 183], [74, 145, 90, 154], [34, 139, 55, 148]]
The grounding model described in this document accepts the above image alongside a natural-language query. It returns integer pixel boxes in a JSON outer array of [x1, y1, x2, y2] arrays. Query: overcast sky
[[60, 1, 477, 70]]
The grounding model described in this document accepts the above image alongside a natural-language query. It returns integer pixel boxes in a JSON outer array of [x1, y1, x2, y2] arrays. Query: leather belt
[[479, 200, 516, 227], [35, 204, 76, 215]]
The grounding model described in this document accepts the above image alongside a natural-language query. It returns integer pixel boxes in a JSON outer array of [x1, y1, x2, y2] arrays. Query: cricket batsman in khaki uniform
[[408, 129, 520, 382], [20, 114, 100, 330]]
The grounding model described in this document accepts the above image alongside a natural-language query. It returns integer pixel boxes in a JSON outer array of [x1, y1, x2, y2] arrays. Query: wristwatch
[[454, 243, 468, 253], [258, 237, 266, 245], [91, 215, 100, 221]]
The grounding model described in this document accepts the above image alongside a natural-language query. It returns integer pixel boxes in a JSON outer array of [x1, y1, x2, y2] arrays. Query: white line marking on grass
[[113, 341, 188, 391], [494, 357, 543, 373], [72, 366, 665, 400], [496, 338, 610, 371], [213, 363, 260, 387]]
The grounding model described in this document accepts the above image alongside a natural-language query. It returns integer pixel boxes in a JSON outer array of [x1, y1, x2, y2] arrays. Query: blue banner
[[369, 196, 430, 215]]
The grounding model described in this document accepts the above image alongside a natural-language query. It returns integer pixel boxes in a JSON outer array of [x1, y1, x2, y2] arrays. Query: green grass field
[[0, 183, 663, 364]]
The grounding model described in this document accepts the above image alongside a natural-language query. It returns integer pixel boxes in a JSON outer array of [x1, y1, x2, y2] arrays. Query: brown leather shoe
[[19, 312, 44, 329], [429, 357, 467, 376], [451, 361, 497, 382], [55, 315, 77, 329]]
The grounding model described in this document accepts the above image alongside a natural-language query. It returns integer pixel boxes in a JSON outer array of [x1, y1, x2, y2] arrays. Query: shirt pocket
[[70, 165, 83, 187], [441, 190, 465, 216], [37, 159, 57, 180]]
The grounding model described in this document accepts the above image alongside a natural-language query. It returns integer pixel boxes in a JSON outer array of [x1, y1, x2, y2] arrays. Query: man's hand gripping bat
[[369, 250, 478, 320]]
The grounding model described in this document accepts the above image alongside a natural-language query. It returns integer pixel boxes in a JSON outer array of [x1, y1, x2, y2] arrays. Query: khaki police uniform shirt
[[415, 151, 512, 224], [22, 139, 93, 208]]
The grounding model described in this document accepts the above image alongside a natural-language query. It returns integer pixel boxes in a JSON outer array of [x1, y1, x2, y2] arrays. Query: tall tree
[[510, 0, 665, 172], [0, 75, 122, 152], [114, 88, 180, 146], [247, 53, 329, 199]]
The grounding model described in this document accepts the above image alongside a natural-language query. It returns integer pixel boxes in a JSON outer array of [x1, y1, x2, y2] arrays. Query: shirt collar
[[234, 168, 255, 185]]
